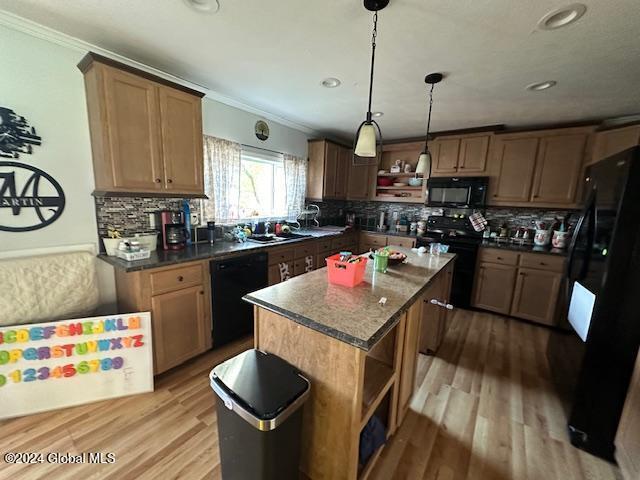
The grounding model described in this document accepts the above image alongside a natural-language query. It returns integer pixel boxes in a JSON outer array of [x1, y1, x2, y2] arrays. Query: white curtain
[[202, 135, 241, 223], [283, 153, 307, 220]]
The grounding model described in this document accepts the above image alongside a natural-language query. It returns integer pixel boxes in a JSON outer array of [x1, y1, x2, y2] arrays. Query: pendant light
[[416, 73, 443, 176], [353, 0, 389, 164]]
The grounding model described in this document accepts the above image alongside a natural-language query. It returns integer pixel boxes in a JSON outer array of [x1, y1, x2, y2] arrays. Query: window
[[238, 148, 287, 219]]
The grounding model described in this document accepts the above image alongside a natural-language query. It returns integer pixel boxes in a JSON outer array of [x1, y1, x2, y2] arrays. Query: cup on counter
[[552, 230, 570, 249], [429, 242, 442, 255], [373, 252, 389, 273], [534, 229, 551, 246]]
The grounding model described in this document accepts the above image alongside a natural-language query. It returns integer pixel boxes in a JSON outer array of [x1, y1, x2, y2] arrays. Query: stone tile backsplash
[[94, 196, 201, 239], [311, 200, 577, 231]]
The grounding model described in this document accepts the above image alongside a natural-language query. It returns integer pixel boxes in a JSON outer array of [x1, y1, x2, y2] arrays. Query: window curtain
[[283, 153, 307, 220], [202, 135, 241, 223]]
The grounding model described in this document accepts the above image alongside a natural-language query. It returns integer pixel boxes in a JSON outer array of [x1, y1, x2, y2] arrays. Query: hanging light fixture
[[353, 0, 389, 164], [416, 73, 444, 177]]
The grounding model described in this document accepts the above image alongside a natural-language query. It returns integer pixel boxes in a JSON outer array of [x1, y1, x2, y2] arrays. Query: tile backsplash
[[94, 196, 201, 239], [311, 200, 578, 231]]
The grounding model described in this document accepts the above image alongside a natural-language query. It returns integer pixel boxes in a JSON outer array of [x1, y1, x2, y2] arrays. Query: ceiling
[[2, 0, 640, 141]]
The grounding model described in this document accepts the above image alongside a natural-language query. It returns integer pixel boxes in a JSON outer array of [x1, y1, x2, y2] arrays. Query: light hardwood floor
[[0, 310, 621, 480]]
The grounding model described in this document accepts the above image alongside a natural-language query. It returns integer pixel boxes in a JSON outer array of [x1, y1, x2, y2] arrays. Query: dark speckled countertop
[[98, 227, 352, 272], [480, 240, 568, 256], [244, 248, 456, 351]]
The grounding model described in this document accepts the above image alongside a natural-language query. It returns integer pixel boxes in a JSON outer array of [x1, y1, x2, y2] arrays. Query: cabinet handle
[[497, 256, 503, 260], [430, 299, 454, 310], [199, 290, 204, 295], [178, 275, 184, 282], [167, 179, 173, 184], [155, 178, 161, 183], [519, 272, 526, 276], [459, 165, 465, 169], [540, 262, 546, 266]]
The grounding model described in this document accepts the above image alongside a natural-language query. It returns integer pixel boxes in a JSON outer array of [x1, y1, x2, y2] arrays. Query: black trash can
[[210, 349, 310, 480]]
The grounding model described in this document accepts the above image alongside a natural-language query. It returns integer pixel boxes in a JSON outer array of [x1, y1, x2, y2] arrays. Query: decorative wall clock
[[255, 120, 270, 141], [0, 107, 42, 159]]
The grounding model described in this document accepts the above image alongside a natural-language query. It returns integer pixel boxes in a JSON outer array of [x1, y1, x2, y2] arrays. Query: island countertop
[[244, 248, 456, 351]]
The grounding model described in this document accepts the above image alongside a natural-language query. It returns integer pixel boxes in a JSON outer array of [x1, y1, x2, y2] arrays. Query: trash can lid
[[210, 349, 309, 424]]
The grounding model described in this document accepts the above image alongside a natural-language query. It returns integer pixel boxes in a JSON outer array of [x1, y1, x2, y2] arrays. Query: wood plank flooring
[[0, 309, 621, 479], [370, 308, 621, 480]]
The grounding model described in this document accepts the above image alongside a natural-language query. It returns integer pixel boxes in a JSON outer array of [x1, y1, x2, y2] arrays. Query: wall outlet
[[190, 213, 200, 226], [148, 213, 157, 229]]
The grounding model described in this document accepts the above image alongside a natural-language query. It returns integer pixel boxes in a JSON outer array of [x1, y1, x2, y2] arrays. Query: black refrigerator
[[547, 146, 640, 461]]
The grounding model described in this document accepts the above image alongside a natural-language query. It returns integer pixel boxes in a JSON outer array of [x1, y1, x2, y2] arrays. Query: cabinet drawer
[[294, 241, 317, 259], [359, 233, 387, 248], [387, 236, 416, 249], [478, 248, 519, 266], [331, 234, 355, 250], [268, 246, 295, 265], [317, 239, 333, 252], [294, 258, 313, 276], [518, 253, 565, 273], [149, 263, 204, 295]]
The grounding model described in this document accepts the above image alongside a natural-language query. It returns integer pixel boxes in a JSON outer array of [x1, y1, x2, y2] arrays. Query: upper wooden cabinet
[[306, 139, 350, 200], [487, 127, 594, 208], [347, 158, 375, 200], [430, 133, 491, 176], [591, 124, 640, 165], [79, 52, 205, 196]]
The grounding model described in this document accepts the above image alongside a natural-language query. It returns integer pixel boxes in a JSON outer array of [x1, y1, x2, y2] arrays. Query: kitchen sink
[[275, 232, 312, 240], [247, 232, 313, 244]]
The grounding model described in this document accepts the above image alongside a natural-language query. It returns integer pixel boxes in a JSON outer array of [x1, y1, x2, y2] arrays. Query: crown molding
[[0, 9, 319, 136]]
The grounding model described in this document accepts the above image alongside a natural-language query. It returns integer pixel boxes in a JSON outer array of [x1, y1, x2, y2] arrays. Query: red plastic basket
[[326, 254, 368, 287]]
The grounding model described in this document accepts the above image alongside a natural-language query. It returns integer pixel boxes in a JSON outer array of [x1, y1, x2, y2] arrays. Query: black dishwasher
[[210, 252, 268, 347]]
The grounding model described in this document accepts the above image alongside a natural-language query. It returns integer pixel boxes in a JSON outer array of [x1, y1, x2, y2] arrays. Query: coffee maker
[[158, 210, 186, 250]]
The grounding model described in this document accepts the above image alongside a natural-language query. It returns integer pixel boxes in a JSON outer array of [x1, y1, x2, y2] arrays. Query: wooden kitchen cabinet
[[347, 159, 375, 200], [158, 86, 204, 195], [615, 349, 640, 480], [386, 236, 416, 249], [150, 285, 209, 373], [591, 124, 640, 165], [472, 262, 517, 315], [510, 268, 563, 326], [397, 299, 422, 425], [430, 133, 492, 176], [307, 139, 350, 200], [488, 136, 539, 203], [488, 127, 594, 207], [419, 264, 452, 354], [79, 52, 205, 197], [114, 260, 212, 374]]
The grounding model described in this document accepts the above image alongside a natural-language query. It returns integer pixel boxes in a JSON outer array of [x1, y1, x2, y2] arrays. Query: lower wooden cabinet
[[510, 267, 562, 326], [615, 349, 640, 480], [114, 260, 212, 374], [386, 236, 416, 249], [150, 285, 209, 373], [472, 262, 517, 315], [419, 263, 453, 354], [397, 300, 422, 424], [472, 248, 565, 326], [358, 232, 416, 254]]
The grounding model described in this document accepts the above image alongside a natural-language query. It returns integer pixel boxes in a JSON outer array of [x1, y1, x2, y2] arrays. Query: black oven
[[427, 176, 488, 208]]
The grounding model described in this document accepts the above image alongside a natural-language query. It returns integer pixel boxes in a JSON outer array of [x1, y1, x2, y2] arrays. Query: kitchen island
[[244, 248, 456, 479]]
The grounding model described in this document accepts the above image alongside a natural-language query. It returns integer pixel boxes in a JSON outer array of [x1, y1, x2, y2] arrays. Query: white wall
[[202, 98, 310, 158]]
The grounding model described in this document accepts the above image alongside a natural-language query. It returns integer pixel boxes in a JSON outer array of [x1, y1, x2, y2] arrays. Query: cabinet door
[[151, 285, 208, 373], [102, 67, 163, 191], [268, 261, 294, 285], [419, 274, 446, 354], [472, 262, 517, 314], [431, 138, 460, 174], [458, 135, 490, 174], [159, 87, 204, 194], [333, 147, 350, 199], [531, 133, 588, 205], [510, 268, 562, 326], [615, 351, 640, 480], [306, 141, 326, 200], [592, 125, 640, 164], [489, 137, 539, 203], [323, 142, 340, 198], [397, 301, 422, 424], [347, 159, 374, 200]]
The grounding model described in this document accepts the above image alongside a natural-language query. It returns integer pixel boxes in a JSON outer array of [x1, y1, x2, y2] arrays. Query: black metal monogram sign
[[0, 107, 65, 232]]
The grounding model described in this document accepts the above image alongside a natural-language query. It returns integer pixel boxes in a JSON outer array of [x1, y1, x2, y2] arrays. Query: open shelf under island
[[244, 248, 456, 479]]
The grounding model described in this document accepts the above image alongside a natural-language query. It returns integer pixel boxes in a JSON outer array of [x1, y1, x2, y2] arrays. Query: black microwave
[[426, 176, 489, 207]]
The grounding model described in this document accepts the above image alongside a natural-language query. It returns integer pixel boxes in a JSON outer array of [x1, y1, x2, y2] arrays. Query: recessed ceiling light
[[372, 111, 384, 118], [538, 3, 586, 30], [183, 0, 220, 13], [321, 78, 341, 88], [526, 81, 557, 91]]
